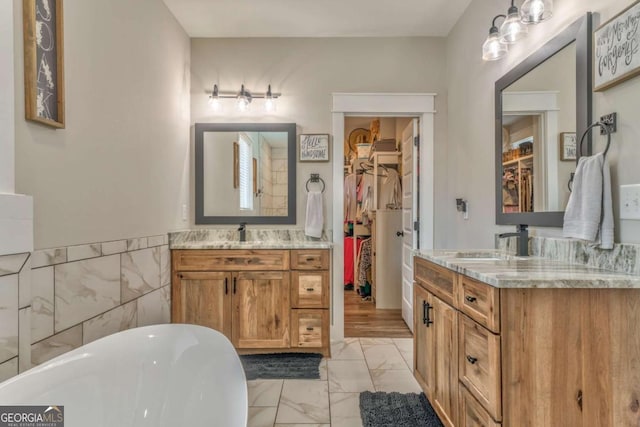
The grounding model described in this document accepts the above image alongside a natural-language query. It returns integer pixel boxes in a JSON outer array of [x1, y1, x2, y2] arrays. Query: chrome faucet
[[498, 224, 529, 256]]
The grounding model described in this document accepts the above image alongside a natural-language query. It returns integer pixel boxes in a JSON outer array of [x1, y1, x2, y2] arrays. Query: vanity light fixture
[[521, 0, 553, 24], [500, 0, 528, 44], [208, 84, 280, 113], [482, 15, 509, 61]]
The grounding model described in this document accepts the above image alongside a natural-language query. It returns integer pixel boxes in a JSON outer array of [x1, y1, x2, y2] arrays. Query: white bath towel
[[305, 190, 324, 239], [563, 152, 614, 249]]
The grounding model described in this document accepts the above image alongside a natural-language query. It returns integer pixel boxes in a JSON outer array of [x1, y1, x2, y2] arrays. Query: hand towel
[[305, 190, 324, 239], [563, 152, 614, 249]]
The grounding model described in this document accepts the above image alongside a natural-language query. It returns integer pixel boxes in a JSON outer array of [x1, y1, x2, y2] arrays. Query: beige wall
[[13, 0, 191, 249], [190, 37, 448, 232], [446, 0, 640, 247]]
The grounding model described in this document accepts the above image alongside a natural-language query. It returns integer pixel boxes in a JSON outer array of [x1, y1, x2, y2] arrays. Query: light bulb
[[209, 96, 221, 111], [237, 95, 249, 112], [521, 0, 553, 24], [483, 29, 508, 61], [500, 8, 528, 44], [265, 97, 275, 112]]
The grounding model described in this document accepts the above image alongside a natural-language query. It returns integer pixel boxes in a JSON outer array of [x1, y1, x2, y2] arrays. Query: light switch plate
[[620, 184, 640, 220]]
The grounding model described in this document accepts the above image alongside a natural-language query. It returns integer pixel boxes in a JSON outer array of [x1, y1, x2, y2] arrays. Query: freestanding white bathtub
[[0, 324, 248, 427]]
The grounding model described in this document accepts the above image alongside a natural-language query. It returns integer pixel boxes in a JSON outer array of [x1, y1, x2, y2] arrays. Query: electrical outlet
[[620, 184, 640, 220], [600, 112, 617, 135], [182, 204, 187, 221]]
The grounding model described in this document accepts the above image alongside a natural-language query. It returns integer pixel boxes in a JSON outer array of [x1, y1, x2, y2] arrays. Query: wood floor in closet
[[344, 290, 412, 338]]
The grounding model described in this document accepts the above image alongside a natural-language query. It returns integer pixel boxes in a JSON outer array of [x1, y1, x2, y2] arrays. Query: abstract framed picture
[[23, 0, 65, 128]]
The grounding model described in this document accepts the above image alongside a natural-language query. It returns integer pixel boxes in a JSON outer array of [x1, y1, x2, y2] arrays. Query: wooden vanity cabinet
[[172, 249, 330, 356], [414, 256, 640, 427]]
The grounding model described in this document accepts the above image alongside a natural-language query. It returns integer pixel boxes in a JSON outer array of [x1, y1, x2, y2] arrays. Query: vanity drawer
[[457, 275, 500, 333], [291, 271, 329, 308], [172, 250, 289, 271], [459, 386, 501, 427], [459, 314, 502, 421], [291, 249, 329, 270], [291, 309, 329, 349], [414, 257, 456, 305]]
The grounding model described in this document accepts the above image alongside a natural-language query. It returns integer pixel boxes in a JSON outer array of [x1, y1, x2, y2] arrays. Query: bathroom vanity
[[169, 230, 331, 356], [413, 251, 640, 427]]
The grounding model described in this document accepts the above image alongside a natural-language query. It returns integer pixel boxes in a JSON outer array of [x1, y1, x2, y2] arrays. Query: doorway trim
[[330, 92, 436, 342]]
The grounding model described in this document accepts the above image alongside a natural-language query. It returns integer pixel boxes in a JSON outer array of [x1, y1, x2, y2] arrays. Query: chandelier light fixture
[[482, 0, 553, 61], [208, 84, 280, 113]]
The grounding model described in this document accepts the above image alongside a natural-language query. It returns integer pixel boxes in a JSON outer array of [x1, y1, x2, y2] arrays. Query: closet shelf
[[502, 154, 533, 166]]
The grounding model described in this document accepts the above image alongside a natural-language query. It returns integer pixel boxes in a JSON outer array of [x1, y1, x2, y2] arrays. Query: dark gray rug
[[240, 353, 323, 380], [359, 391, 444, 427]]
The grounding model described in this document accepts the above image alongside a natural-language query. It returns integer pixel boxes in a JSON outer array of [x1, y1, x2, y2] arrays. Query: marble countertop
[[415, 250, 640, 289], [169, 229, 333, 250]]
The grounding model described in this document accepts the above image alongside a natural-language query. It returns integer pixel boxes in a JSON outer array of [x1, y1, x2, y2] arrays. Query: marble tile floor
[[247, 337, 418, 427]]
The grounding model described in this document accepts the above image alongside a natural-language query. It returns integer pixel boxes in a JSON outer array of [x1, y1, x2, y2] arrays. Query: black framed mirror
[[495, 13, 593, 227], [195, 123, 297, 224]]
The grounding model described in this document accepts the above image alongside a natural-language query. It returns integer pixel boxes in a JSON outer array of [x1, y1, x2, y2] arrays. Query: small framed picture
[[560, 132, 577, 161], [299, 134, 330, 162]]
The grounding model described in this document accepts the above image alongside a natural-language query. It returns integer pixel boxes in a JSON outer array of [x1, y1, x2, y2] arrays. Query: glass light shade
[[209, 95, 221, 111], [264, 96, 276, 112], [500, 11, 528, 44], [482, 31, 508, 61], [521, 0, 553, 24], [237, 95, 250, 112]]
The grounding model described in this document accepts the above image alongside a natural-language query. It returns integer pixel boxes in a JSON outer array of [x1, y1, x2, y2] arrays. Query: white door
[[401, 119, 419, 331]]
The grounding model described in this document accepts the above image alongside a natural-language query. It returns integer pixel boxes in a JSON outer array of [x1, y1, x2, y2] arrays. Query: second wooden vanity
[[414, 253, 640, 427], [172, 248, 331, 356]]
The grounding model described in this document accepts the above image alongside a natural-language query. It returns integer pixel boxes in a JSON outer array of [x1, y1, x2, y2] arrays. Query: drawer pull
[[225, 277, 228, 294], [306, 257, 315, 262], [466, 355, 478, 364], [306, 327, 314, 331], [576, 389, 583, 412], [465, 295, 477, 303], [306, 288, 315, 292], [422, 301, 433, 327], [233, 277, 237, 294]]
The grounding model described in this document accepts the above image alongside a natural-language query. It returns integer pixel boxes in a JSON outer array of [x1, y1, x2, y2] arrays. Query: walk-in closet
[[342, 116, 417, 338]]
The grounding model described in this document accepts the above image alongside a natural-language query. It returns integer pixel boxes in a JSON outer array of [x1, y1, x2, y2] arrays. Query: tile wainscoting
[[0, 234, 171, 381], [0, 253, 31, 381]]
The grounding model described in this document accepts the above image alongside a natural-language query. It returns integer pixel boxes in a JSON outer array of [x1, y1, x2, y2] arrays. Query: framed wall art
[[560, 132, 577, 161], [594, 0, 640, 92], [23, 0, 65, 128], [299, 134, 330, 162]]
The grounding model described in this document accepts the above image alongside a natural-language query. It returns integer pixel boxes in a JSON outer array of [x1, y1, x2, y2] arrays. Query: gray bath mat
[[359, 391, 444, 427], [240, 353, 323, 380]]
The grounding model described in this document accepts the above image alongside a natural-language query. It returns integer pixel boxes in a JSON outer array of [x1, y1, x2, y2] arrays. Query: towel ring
[[306, 173, 325, 193], [569, 121, 614, 192], [578, 121, 612, 160]]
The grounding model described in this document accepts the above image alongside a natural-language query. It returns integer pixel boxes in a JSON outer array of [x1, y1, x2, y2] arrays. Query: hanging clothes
[[344, 236, 365, 286], [344, 173, 357, 222], [378, 168, 402, 209], [357, 238, 373, 287]]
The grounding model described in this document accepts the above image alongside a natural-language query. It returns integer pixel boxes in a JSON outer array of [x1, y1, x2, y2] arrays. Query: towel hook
[[306, 173, 325, 193]]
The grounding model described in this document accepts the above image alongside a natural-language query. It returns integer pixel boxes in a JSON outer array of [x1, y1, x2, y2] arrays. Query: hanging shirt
[[378, 169, 402, 209], [344, 173, 357, 222]]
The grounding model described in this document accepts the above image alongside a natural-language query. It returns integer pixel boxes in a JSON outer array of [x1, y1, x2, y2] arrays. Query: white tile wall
[[121, 248, 161, 302], [31, 325, 83, 366], [83, 301, 137, 345], [31, 266, 54, 343], [67, 244, 102, 262], [137, 285, 171, 327], [0, 274, 19, 363]]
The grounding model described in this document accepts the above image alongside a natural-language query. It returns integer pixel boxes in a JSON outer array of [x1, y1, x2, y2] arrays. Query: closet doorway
[[342, 117, 418, 338]]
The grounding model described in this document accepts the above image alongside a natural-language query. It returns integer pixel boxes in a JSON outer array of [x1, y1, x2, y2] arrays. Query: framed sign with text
[[23, 0, 65, 128], [594, 0, 640, 92], [299, 134, 330, 162]]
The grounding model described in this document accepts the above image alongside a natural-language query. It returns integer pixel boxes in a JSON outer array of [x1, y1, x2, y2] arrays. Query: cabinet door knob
[[306, 288, 315, 292], [396, 231, 404, 237], [178, 273, 183, 279], [466, 355, 478, 364], [465, 295, 477, 303]]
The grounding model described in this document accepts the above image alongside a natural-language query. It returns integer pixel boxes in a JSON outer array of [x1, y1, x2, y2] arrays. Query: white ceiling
[[162, 0, 473, 38]]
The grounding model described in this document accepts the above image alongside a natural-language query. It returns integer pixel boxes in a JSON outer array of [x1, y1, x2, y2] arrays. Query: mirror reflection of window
[[238, 134, 254, 211]]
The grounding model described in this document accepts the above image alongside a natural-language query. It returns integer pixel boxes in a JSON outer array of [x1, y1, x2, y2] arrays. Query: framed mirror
[[195, 123, 297, 224], [495, 13, 593, 227]]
